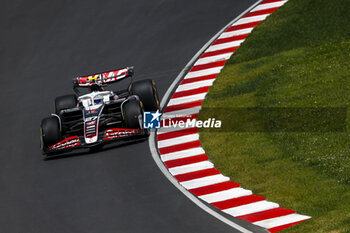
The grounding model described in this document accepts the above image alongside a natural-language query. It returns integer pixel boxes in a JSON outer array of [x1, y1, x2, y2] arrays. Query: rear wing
[[73, 66, 134, 88]]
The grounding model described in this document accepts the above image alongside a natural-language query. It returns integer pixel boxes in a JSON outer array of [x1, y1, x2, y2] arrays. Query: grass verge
[[198, 0, 350, 232]]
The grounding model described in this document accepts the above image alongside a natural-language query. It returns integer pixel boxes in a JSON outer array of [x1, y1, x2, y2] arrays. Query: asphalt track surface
[[0, 1, 263, 232]]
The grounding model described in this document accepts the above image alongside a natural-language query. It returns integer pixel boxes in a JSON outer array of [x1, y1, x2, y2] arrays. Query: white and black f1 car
[[40, 67, 159, 156]]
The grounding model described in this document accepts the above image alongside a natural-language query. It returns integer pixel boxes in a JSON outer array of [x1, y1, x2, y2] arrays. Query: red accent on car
[[49, 136, 80, 150]]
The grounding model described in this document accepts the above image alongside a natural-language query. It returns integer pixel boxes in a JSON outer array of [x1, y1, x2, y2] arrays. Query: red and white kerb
[[156, 0, 311, 232]]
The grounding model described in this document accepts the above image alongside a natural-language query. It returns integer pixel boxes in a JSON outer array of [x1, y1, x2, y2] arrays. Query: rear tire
[[41, 116, 61, 148], [122, 98, 143, 129], [130, 79, 160, 111], [55, 94, 77, 114]]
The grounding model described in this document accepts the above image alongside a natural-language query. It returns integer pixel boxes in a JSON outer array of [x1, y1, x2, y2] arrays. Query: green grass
[[198, 0, 350, 232]]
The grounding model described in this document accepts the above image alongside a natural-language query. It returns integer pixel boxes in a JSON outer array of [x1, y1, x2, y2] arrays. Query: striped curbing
[[154, 0, 311, 232]]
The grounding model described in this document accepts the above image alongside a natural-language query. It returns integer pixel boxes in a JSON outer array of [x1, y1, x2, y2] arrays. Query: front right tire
[[122, 98, 143, 129], [41, 116, 61, 149]]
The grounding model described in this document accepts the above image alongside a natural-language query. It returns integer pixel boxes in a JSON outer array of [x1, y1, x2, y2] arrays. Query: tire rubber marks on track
[[156, 0, 310, 232]]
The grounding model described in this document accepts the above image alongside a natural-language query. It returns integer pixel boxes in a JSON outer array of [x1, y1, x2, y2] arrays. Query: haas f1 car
[[40, 67, 159, 156]]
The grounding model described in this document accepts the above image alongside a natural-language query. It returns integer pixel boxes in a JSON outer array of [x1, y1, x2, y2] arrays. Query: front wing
[[44, 128, 146, 155]]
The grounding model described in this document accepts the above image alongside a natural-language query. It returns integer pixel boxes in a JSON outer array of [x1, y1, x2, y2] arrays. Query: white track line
[[160, 147, 205, 162], [251, 1, 288, 12], [232, 14, 270, 26], [184, 67, 222, 79], [180, 174, 230, 190], [199, 188, 252, 203], [206, 40, 245, 52], [224, 201, 279, 217], [168, 93, 207, 106], [219, 28, 254, 39], [253, 213, 311, 229], [169, 161, 214, 176], [158, 133, 199, 148], [195, 53, 232, 65]]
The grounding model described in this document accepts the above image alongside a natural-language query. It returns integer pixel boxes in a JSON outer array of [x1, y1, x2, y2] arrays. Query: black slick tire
[[41, 116, 61, 149], [55, 94, 77, 114], [130, 79, 160, 111], [122, 98, 143, 129]]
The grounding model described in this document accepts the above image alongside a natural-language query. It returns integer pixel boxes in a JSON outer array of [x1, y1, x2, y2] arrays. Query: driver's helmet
[[93, 95, 103, 105]]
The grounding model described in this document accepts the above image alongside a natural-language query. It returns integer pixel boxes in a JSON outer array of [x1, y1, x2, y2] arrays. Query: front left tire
[[122, 98, 143, 129]]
